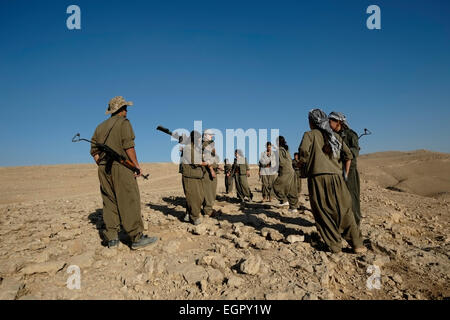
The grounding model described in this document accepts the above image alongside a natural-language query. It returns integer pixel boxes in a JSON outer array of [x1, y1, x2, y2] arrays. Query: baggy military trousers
[[98, 164, 144, 242], [308, 173, 363, 253], [182, 176, 204, 219], [273, 172, 298, 209], [235, 174, 252, 200], [225, 174, 234, 193], [261, 174, 276, 199], [346, 167, 361, 226], [202, 173, 218, 215]]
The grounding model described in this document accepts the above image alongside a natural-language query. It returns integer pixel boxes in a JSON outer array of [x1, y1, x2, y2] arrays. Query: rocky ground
[[0, 157, 449, 300]]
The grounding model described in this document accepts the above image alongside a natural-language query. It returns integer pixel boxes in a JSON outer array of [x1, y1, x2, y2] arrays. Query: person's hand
[[211, 170, 217, 179], [247, 171, 250, 177], [93, 154, 100, 166], [134, 167, 143, 178]]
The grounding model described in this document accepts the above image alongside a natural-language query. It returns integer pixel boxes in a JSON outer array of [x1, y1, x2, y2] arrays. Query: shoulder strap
[[100, 117, 122, 144]]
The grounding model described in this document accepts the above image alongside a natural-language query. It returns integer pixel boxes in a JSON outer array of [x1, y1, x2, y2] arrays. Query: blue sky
[[0, 0, 449, 166]]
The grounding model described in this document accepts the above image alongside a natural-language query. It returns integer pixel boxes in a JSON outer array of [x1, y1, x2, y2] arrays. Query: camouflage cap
[[105, 96, 134, 115]]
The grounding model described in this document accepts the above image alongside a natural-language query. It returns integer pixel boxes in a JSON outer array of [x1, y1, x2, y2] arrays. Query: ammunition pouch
[[182, 164, 204, 179]]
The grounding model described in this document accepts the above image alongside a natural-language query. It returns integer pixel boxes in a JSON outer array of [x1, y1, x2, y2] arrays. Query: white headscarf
[[309, 108, 342, 158]]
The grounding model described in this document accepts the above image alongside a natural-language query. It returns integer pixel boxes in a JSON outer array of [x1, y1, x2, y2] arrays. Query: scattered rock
[[206, 267, 225, 284], [234, 239, 249, 249], [199, 279, 208, 292], [286, 235, 305, 244], [391, 212, 402, 224], [260, 228, 270, 238], [227, 275, 243, 287], [267, 230, 284, 242], [183, 265, 208, 285], [199, 254, 227, 270], [239, 255, 262, 275], [192, 225, 207, 236], [392, 274, 403, 284], [21, 261, 66, 275]]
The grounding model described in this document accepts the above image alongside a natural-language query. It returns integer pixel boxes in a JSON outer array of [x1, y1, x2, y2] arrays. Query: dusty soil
[[0, 150, 449, 300]]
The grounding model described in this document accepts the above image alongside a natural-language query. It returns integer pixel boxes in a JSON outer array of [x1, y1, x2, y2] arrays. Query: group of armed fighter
[[85, 96, 366, 254]]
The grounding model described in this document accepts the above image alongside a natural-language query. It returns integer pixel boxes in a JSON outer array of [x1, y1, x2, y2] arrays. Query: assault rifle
[[156, 126, 190, 144], [358, 128, 372, 140], [72, 133, 149, 180], [157, 126, 221, 179]]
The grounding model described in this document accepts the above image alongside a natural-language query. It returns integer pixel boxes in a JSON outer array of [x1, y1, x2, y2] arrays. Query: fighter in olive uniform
[[328, 111, 362, 226], [90, 96, 158, 249], [298, 109, 366, 254], [259, 142, 277, 202], [201, 129, 220, 217], [272, 136, 298, 212], [292, 153, 302, 195], [224, 159, 234, 194], [230, 149, 253, 202], [180, 130, 205, 225]]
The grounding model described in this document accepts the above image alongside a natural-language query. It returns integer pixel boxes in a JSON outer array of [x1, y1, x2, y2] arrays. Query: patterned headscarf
[[308, 108, 342, 158], [328, 111, 350, 129]]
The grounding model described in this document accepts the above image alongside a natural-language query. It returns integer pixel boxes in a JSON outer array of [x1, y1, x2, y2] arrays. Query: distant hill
[[359, 150, 450, 200]]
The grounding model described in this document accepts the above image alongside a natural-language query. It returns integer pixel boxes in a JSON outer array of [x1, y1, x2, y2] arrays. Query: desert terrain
[[0, 150, 449, 300]]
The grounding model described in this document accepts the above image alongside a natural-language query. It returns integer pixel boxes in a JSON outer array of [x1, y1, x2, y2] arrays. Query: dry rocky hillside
[[0, 150, 449, 300]]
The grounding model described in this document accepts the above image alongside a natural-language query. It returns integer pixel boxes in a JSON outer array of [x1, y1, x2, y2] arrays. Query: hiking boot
[[183, 213, 190, 222], [288, 208, 298, 213], [131, 234, 158, 250], [354, 246, 367, 254], [192, 217, 202, 225], [106, 239, 119, 248]]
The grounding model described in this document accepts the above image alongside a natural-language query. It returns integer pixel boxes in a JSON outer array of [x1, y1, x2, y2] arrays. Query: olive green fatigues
[[261, 175, 276, 199], [232, 157, 253, 201], [224, 164, 234, 193], [273, 147, 298, 209], [90, 115, 144, 242], [180, 143, 205, 219], [259, 151, 277, 199], [201, 140, 219, 215], [298, 129, 363, 252], [292, 159, 302, 194], [338, 128, 361, 226]]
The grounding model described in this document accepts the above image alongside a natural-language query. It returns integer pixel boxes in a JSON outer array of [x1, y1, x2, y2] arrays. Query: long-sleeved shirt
[[337, 128, 359, 169], [298, 129, 353, 177], [277, 147, 295, 176], [259, 150, 278, 175]]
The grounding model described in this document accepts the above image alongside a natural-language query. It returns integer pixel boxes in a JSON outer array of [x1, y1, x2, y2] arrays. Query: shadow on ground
[[87, 209, 130, 246]]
